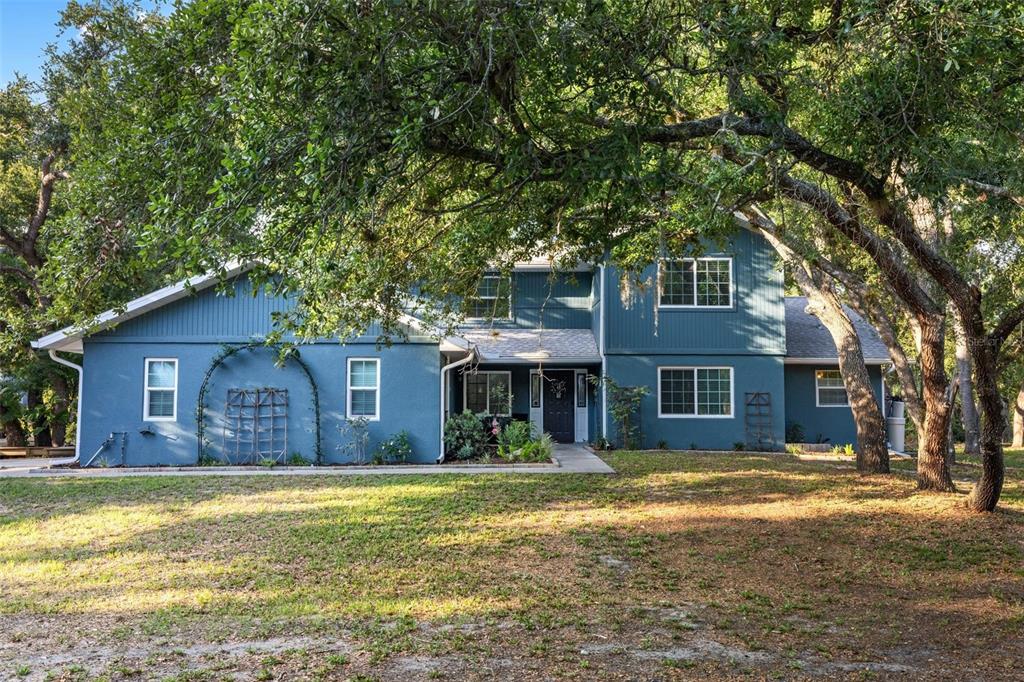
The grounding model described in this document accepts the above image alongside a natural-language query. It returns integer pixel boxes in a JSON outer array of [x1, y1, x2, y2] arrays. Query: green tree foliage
[[59, 1, 1024, 507], [0, 79, 74, 445]]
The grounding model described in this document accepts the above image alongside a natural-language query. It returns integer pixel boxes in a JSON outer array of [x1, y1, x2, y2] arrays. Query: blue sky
[[1, 0, 167, 88], [1, 0, 73, 86]]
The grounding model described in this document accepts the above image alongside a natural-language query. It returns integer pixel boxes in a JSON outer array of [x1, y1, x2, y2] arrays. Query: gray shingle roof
[[785, 296, 889, 362], [461, 328, 600, 363]]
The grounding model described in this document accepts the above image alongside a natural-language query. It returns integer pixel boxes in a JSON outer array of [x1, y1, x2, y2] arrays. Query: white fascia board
[[395, 312, 471, 351], [782, 358, 888, 364], [511, 262, 594, 272], [476, 354, 602, 364]]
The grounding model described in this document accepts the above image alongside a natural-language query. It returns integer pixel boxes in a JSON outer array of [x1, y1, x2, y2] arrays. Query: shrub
[[339, 417, 371, 463], [496, 420, 533, 459], [444, 410, 488, 460], [591, 375, 648, 449], [785, 420, 805, 443], [376, 430, 413, 464], [287, 452, 310, 466], [656, 440, 669, 450], [785, 443, 803, 455], [733, 441, 746, 451], [515, 432, 555, 463], [197, 450, 223, 466]]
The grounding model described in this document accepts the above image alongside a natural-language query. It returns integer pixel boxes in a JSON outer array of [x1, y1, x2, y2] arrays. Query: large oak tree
[[63, 0, 1024, 508]]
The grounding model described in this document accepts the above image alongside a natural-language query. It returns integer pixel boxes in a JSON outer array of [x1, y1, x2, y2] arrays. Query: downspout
[[47, 349, 83, 467], [599, 264, 608, 439], [438, 349, 476, 463]]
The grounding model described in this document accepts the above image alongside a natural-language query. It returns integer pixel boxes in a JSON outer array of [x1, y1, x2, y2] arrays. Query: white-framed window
[[347, 358, 380, 420], [816, 369, 848, 407], [464, 274, 512, 319], [143, 358, 178, 421], [464, 370, 512, 415], [658, 257, 733, 308], [658, 366, 733, 418]]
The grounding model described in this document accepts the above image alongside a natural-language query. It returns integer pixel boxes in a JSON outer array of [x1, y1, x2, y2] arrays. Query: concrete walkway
[[0, 444, 614, 478]]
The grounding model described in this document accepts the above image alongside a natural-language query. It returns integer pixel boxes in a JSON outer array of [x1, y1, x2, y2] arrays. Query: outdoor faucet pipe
[[47, 349, 84, 467], [438, 350, 476, 463]]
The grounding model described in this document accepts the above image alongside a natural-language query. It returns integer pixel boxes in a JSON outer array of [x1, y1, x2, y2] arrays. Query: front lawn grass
[[958, 446, 1024, 470], [2, 452, 1022, 680]]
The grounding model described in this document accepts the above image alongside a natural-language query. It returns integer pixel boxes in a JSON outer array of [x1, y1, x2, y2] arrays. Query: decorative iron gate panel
[[222, 388, 289, 464]]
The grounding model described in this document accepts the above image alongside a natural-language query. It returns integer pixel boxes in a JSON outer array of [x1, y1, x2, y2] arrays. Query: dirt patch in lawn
[[1, 451, 1022, 680]]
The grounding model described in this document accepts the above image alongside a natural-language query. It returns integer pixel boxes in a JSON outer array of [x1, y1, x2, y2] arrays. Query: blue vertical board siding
[[95, 277, 416, 344], [604, 354, 786, 450], [513, 271, 593, 329], [783, 364, 884, 446], [458, 271, 594, 330], [603, 230, 785, 354], [93, 277, 294, 341]]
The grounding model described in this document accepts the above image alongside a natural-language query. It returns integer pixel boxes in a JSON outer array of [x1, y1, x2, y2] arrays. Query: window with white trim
[[464, 274, 512, 319], [816, 369, 848, 406], [144, 358, 178, 421], [347, 358, 380, 419], [659, 258, 733, 307], [659, 367, 733, 417], [464, 371, 512, 415]]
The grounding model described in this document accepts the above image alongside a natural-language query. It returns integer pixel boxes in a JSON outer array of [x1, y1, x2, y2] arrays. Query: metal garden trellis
[[195, 342, 323, 465]]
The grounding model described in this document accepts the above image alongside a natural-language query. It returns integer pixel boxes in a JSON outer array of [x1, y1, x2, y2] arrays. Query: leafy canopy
[[62, 0, 1024, 338]]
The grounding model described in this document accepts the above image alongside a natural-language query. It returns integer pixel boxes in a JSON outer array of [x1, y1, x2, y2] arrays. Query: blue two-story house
[[33, 230, 889, 466]]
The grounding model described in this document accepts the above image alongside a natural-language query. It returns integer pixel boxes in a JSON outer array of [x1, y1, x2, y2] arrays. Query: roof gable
[[784, 297, 889, 363]]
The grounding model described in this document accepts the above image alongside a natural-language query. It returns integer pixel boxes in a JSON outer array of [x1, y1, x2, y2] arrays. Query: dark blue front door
[[543, 371, 575, 443]]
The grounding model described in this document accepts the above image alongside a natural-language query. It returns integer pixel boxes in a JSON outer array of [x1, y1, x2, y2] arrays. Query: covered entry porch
[[445, 328, 602, 444]]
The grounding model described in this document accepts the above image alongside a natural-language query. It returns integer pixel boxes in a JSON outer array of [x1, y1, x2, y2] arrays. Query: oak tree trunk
[[1013, 380, 1024, 449], [753, 225, 889, 472], [954, 317, 981, 455], [807, 299, 890, 473], [960, 313, 1006, 512], [0, 400, 27, 447], [916, 319, 956, 491]]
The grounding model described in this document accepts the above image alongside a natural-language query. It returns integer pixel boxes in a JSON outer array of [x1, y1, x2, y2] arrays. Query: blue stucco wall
[[604, 354, 786, 450], [603, 230, 785, 355], [783, 364, 884, 447], [80, 340, 441, 466]]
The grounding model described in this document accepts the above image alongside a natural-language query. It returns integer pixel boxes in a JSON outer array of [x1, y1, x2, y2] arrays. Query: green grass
[[1, 452, 1022, 679], [957, 446, 1024, 469]]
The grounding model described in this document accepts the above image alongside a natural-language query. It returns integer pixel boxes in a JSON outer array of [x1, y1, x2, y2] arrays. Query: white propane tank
[[887, 398, 906, 453]]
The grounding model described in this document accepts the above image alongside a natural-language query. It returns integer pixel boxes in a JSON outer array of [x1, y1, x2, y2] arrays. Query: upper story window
[[658, 257, 733, 308], [144, 358, 178, 421], [658, 366, 733, 418], [816, 369, 848, 406], [464, 274, 512, 319], [348, 358, 380, 420]]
